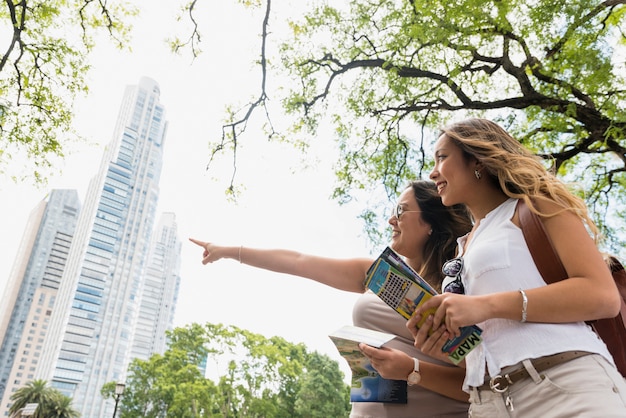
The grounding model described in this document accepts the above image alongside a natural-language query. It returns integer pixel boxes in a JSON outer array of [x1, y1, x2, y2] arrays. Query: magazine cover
[[364, 247, 482, 364], [329, 325, 408, 404]]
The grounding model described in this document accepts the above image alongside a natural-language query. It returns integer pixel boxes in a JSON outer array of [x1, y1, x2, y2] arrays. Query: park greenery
[[8, 379, 78, 418], [11, 324, 349, 417], [101, 323, 351, 418]]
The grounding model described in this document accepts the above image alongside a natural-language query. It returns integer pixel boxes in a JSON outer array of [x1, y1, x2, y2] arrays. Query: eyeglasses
[[391, 204, 420, 220], [442, 257, 465, 294]]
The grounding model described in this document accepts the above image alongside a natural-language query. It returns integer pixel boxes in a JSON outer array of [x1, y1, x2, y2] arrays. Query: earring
[[428, 229, 433, 235], [474, 169, 482, 180]]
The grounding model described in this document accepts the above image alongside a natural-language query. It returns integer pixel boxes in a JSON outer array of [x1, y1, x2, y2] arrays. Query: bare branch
[[208, 0, 274, 193], [0, 0, 25, 74], [172, 0, 202, 57], [77, 0, 125, 47]]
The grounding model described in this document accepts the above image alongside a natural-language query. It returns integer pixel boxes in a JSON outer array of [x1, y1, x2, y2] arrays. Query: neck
[[467, 189, 509, 222], [404, 256, 423, 274]]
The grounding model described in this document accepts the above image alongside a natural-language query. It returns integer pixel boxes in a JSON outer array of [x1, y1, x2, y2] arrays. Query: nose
[[388, 214, 398, 226], [429, 167, 438, 180]]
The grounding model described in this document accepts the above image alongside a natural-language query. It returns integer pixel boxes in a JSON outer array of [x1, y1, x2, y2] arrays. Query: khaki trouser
[[468, 354, 626, 418]]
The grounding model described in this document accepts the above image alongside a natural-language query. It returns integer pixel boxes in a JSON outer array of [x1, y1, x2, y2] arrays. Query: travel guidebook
[[329, 325, 408, 404], [364, 247, 483, 365]]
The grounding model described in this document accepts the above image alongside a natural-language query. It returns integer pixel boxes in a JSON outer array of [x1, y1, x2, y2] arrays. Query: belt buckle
[[489, 374, 513, 393]]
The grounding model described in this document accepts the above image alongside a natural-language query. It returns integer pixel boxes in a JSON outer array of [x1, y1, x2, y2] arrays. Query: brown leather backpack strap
[[516, 199, 568, 284], [609, 256, 626, 304]]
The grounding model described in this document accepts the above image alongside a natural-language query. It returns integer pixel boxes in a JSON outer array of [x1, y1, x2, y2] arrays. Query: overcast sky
[[0, 0, 382, 379]]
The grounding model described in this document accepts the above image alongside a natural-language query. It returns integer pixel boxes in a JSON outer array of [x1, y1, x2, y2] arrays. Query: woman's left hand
[[410, 293, 489, 338]]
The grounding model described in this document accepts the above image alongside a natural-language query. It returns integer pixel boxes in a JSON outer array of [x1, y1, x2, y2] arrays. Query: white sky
[[0, 0, 380, 380]]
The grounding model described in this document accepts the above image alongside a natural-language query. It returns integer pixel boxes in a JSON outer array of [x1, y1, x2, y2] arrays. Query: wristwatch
[[407, 357, 421, 386]]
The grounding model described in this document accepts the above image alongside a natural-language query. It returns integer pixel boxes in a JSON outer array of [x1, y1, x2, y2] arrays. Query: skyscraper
[[131, 212, 181, 360], [32, 76, 179, 417], [0, 190, 81, 414]]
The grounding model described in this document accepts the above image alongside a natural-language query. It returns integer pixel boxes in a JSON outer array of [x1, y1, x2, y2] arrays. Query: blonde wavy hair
[[440, 118, 600, 241]]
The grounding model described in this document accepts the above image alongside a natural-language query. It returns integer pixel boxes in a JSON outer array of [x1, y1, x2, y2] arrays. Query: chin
[[440, 196, 456, 207]]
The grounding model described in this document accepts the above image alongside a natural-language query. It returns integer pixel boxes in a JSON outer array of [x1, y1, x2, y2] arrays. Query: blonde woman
[[410, 118, 626, 417]]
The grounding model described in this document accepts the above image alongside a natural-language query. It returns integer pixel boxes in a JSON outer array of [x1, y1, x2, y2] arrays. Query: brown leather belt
[[474, 351, 592, 393]]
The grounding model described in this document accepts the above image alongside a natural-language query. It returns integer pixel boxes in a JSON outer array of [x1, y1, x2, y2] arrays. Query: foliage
[[109, 322, 351, 418], [8, 379, 78, 418], [294, 352, 352, 417], [43, 393, 80, 418], [0, 0, 138, 183], [184, 0, 626, 253], [282, 0, 626, 251]]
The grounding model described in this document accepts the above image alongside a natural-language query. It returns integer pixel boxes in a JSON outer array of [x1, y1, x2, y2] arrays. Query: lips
[[436, 181, 447, 193]]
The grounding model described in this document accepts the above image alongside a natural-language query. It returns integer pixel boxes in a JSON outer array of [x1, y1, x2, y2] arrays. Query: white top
[[445, 198, 614, 390]]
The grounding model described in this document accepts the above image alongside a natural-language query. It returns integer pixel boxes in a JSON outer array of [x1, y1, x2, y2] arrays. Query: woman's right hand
[[409, 314, 455, 364]]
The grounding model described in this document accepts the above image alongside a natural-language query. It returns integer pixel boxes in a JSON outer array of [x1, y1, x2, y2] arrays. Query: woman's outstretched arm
[[189, 238, 373, 293]]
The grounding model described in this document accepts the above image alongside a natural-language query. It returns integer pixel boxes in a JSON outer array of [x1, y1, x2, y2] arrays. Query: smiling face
[[429, 133, 478, 207], [388, 187, 432, 260]]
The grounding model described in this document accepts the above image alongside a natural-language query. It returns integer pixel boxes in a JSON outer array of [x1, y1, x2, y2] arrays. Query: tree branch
[[545, 0, 626, 59], [209, 0, 274, 194]]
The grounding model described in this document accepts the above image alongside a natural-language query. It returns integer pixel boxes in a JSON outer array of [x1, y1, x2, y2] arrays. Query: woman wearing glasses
[[191, 180, 472, 418], [410, 118, 626, 417]]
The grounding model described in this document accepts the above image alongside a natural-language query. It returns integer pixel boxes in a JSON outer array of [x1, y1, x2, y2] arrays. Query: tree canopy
[[0, 0, 137, 183], [109, 323, 351, 418], [3, 0, 625, 249], [187, 0, 626, 251]]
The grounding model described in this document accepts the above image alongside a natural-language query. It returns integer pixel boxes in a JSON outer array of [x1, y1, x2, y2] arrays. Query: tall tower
[[36, 77, 170, 417], [131, 212, 181, 360], [0, 189, 81, 414]]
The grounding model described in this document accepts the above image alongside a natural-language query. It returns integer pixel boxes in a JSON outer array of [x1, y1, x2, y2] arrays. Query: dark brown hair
[[409, 180, 473, 291]]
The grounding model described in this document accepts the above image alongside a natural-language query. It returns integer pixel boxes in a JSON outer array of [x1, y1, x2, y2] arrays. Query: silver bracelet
[[238, 245, 243, 263], [519, 289, 528, 323]]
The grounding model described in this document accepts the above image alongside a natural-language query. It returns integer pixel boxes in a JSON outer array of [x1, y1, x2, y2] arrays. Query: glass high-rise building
[[131, 212, 181, 360], [32, 77, 179, 417], [0, 189, 81, 415]]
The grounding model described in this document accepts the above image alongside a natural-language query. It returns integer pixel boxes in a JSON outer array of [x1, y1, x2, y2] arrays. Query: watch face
[[407, 371, 421, 386]]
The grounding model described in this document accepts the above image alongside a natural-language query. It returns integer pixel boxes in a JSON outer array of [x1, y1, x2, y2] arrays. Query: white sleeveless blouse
[[447, 198, 614, 390]]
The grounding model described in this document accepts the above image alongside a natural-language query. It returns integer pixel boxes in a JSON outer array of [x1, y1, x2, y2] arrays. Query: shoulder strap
[[608, 256, 626, 302], [516, 199, 568, 283], [518, 201, 626, 378]]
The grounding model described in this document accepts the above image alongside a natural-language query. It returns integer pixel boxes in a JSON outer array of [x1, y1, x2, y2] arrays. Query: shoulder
[[512, 197, 574, 226], [532, 197, 569, 217]]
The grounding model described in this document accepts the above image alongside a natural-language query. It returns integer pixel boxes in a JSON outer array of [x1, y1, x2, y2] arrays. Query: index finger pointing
[[189, 238, 207, 248]]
